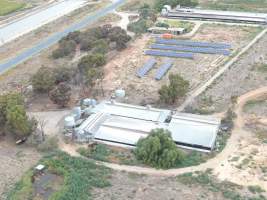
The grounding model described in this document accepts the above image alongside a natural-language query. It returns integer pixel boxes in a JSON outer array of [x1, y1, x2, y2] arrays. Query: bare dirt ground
[[192, 32, 267, 113], [101, 24, 263, 106], [0, 138, 41, 199]]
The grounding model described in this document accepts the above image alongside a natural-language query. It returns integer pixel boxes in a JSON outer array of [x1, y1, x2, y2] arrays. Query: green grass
[[0, 0, 25, 16], [200, 0, 267, 13], [7, 151, 111, 200], [159, 19, 195, 33]]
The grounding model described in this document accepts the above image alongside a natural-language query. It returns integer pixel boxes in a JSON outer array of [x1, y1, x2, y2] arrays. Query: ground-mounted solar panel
[[136, 58, 157, 78], [155, 38, 231, 49], [144, 50, 194, 59], [155, 59, 174, 80], [150, 44, 231, 56]]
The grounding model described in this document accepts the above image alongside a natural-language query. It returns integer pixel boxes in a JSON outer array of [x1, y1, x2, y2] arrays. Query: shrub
[[127, 19, 153, 34], [248, 185, 265, 194], [53, 67, 73, 84], [155, 22, 170, 28], [37, 136, 59, 152], [158, 73, 189, 104], [78, 53, 106, 73], [49, 82, 71, 107], [134, 128, 185, 169], [52, 39, 76, 59], [31, 67, 55, 93]]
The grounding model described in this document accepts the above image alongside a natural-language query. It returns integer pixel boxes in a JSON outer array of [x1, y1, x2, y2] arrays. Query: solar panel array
[[145, 50, 194, 59], [136, 58, 157, 78], [155, 38, 231, 49], [155, 59, 173, 80], [150, 44, 231, 56]]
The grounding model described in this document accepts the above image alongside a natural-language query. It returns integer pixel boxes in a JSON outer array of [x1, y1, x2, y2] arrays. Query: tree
[[31, 67, 55, 93], [0, 93, 37, 139], [52, 39, 77, 59], [78, 53, 106, 73], [92, 39, 109, 54], [49, 82, 71, 107], [158, 73, 189, 104], [135, 129, 184, 169], [54, 67, 73, 84]]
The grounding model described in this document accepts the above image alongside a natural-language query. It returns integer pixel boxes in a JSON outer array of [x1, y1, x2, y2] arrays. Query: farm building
[[164, 7, 267, 24], [148, 27, 186, 35], [67, 101, 221, 152]]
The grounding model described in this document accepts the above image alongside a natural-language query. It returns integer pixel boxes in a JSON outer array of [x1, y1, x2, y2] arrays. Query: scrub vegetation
[[7, 151, 111, 200], [200, 0, 267, 13], [177, 170, 267, 200], [0, 0, 25, 16]]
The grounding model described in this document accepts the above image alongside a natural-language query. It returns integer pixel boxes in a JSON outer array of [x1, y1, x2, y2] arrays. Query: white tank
[[91, 99, 97, 106], [83, 98, 92, 106], [115, 89, 126, 98], [64, 116, 75, 128], [72, 107, 82, 120]]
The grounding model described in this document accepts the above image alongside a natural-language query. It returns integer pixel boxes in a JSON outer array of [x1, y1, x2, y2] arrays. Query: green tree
[[135, 129, 184, 169], [31, 67, 55, 93], [92, 39, 109, 55], [158, 73, 189, 104], [53, 66, 73, 84], [49, 82, 71, 107], [6, 105, 36, 138], [78, 53, 106, 73]]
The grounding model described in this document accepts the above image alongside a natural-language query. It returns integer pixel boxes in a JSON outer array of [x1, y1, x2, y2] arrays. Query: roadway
[[0, 0, 125, 74]]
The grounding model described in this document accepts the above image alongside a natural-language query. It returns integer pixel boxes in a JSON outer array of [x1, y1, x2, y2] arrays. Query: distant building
[[67, 101, 221, 152], [166, 7, 267, 24], [148, 27, 186, 35]]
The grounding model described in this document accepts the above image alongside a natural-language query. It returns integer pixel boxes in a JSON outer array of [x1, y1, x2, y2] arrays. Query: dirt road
[[32, 87, 267, 189]]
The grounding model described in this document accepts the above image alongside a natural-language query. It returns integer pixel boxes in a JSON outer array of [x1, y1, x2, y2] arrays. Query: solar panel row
[[150, 44, 231, 56], [155, 38, 231, 49], [155, 59, 173, 80], [136, 58, 157, 78], [145, 50, 194, 59]]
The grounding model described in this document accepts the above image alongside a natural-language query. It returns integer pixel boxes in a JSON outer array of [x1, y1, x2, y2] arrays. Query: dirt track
[[29, 87, 267, 189]]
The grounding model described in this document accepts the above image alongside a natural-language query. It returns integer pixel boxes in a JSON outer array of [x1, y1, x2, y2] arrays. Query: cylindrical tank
[[64, 116, 75, 128], [91, 99, 97, 107], [72, 107, 82, 120], [115, 89, 126, 98], [83, 98, 92, 106]]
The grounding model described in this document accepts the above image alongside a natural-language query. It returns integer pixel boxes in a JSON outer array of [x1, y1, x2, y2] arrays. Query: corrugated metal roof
[[91, 101, 171, 122], [77, 101, 220, 152]]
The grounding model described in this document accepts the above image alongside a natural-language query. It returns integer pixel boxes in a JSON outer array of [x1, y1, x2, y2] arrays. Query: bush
[[52, 39, 76, 59], [31, 67, 55, 93], [37, 136, 59, 152], [248, 185, 265, 194], [158, 73, 189, 104], [78, 53, 106, 73], [78, 144, 110, 161], [49, 82, 71, 107], [134, 129, 185, 169], [53, 67, 73, 84], [155, 22, 170, 28], [127, 19, 153, 34], [92, 39, 109, 54]]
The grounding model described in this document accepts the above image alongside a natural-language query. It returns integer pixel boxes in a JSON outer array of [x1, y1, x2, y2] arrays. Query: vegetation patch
[[200, 0, 267, 13], [7, 151, 111, 200], [0, 0, 25, 16], [177, 170, 266, 200], [159, 19, 195, 33]]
